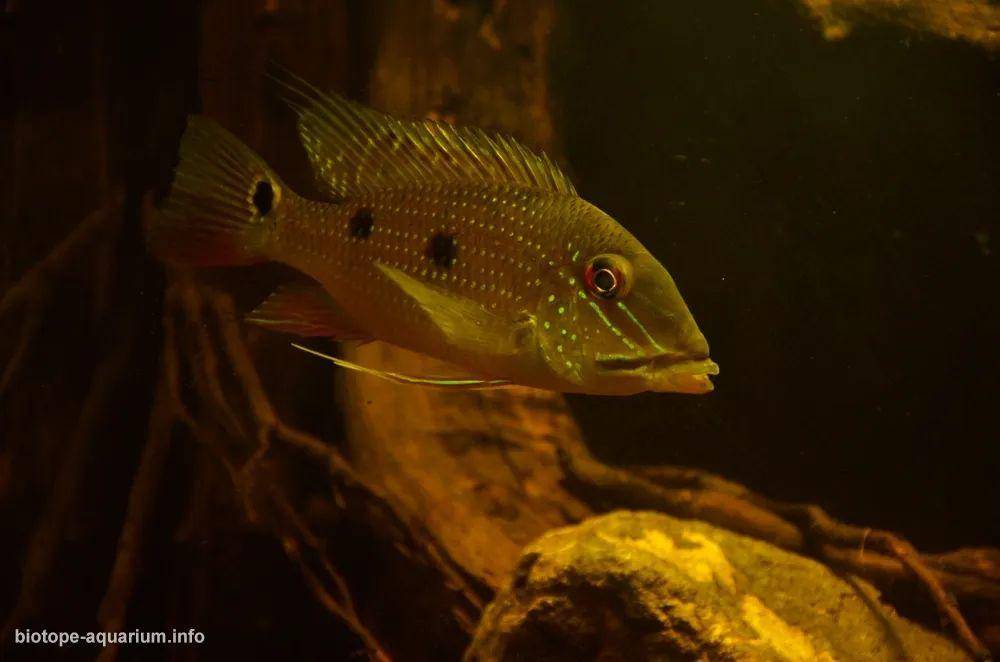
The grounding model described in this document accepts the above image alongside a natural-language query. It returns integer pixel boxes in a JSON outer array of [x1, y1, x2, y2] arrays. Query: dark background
[[1, 1, 998, 660], [556, 1, 999, 550]]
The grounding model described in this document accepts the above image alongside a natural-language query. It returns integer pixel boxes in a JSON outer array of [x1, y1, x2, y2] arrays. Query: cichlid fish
[[149, 72, 718, 395]]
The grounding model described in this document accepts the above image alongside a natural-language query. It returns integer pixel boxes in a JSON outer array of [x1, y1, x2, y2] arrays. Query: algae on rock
[[466, 511, 971, 661]]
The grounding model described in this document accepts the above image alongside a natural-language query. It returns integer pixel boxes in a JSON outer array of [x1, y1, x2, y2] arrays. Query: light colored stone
[[466, 510, 970, 661]]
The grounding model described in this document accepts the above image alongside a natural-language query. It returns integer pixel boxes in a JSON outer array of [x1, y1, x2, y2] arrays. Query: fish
[[148, 71, 719, 395]]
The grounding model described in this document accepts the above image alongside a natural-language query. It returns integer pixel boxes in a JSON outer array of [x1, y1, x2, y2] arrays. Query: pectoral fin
[[246, 283, 370, 341], [374, 262, 521, 354]]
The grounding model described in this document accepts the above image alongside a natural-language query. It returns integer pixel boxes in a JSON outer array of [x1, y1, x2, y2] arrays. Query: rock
[[465, 510, 971, 661]]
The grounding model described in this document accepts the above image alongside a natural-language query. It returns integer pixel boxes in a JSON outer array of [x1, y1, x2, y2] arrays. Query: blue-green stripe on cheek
[[587, 301, 640, 353], [617, 301, 665, 354]]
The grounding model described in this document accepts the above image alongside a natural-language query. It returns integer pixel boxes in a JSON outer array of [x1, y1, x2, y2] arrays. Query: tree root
[[1, 194, 131, 642], [0, 199, 120, 403], [557, 433, 996, 660], [0, 199, 477, 660], [1, 336, 133, 644], [87, 270, 486, 661], [1, 195, 995, 660], [94, 285, 193, 662]]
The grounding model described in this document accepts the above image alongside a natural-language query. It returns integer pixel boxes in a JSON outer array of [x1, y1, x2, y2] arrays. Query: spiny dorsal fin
[[270, 67, 577, 199]]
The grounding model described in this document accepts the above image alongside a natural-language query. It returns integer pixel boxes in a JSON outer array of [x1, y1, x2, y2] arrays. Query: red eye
[[585, 260, 622, 299]]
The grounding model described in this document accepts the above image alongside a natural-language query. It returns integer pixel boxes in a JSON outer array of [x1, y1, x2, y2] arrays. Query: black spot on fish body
[[349, 208, 374, 239], [427, 232, 457, 268], [253, 180, 274, 216]]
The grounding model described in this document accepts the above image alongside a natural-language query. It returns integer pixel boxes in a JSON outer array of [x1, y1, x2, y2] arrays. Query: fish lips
[[595, 353, 720, 394]]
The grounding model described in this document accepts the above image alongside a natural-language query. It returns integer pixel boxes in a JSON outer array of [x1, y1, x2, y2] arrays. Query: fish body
[[150, 73, 718, 395]]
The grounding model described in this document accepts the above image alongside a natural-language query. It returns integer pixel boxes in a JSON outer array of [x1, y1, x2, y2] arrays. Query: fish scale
[[287, 190, 547, 290], [269, 185, 575, 355]]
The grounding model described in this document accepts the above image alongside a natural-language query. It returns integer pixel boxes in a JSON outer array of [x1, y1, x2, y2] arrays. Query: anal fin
[[247, 282, 370, 341]]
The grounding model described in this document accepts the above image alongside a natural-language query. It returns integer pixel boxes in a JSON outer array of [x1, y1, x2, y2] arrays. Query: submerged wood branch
[[0, 199, 120, 319], [1, 195, 130, 643], [3, 2, 998, 659], [798, 0, 1000, 51], [0, 186, 996, 661]]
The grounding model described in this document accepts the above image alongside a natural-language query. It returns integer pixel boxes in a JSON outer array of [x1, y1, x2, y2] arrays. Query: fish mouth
[[596, 352, 720, 394]]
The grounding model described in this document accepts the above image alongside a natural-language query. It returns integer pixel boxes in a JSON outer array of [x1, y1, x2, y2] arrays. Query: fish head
[[532, 204, 718, 395]]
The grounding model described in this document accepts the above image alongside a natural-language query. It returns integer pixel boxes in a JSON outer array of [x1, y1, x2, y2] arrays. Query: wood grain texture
[[340, 0, 591, 590]]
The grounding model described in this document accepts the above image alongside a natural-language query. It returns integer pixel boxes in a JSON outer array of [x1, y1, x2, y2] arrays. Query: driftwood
[[1, 1, 997, 660], [797, 0, 1000, 50], [2, 192, 996, 659], [342, 1, 997, 657]]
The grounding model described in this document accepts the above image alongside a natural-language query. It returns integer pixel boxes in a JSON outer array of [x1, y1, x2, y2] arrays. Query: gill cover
[[534, 265, 591, 386]]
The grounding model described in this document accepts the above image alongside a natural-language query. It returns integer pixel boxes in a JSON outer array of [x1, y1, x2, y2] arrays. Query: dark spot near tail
[[427, 232, 457, 268], [252, 180, 274, 216], [349, 208, 374, 239]]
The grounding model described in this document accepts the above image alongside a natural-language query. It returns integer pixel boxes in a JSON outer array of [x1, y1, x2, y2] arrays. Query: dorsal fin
[[269, 67, 577, 199]]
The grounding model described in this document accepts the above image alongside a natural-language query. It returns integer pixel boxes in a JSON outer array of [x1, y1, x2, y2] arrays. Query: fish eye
[[584, 254, 631, 300], [593, 268, 617, 294]]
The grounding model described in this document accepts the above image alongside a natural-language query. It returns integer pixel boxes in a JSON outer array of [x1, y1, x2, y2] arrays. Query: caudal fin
[[149, 116, 285, 266]]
